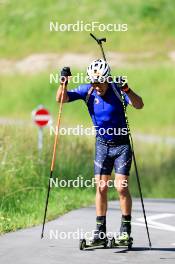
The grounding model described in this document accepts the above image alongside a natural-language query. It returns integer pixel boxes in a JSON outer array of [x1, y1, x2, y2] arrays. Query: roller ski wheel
[[108, 237, 115, 248], [79, 239, 86, 250]]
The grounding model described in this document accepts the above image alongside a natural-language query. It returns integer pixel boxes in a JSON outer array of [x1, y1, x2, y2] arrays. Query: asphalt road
[[0, 199, 175, 264]]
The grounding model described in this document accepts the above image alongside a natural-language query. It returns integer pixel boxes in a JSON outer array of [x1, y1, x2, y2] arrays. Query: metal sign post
[[38, 127, 43, 154]]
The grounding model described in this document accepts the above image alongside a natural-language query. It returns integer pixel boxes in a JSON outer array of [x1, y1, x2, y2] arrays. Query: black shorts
[[94, 137, 132, 176]]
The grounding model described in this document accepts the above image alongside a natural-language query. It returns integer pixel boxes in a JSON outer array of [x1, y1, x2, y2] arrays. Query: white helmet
[[87, 59, 110, 83]]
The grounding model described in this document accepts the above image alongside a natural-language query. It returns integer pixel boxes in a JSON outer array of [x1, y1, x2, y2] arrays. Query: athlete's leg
[[89, 174, 110, 243], [115, 174, 132, 237], [93, 138, 113, 242], [115, 174, 132, 215], [114, 144, 132, 237], [95, 174, 111, 216]]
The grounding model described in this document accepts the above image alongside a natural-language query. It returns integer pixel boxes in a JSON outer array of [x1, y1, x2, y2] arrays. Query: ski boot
[[108, 215, 133, 250]]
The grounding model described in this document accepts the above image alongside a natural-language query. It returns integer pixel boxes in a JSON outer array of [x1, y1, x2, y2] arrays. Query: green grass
[[0, 65, 175, 135], [0, 0, 175, 58], [0, 125, 175, 233], [0, 188, 95, 234]]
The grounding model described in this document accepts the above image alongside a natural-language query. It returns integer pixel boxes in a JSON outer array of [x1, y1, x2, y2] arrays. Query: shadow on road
[[116, 247, 175, 253], [82, 247, 175, 253]]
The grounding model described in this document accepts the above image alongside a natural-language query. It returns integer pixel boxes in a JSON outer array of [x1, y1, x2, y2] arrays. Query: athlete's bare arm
[[127, 89, 144, 109]]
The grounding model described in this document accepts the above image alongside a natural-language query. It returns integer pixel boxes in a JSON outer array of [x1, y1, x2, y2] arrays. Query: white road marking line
[[132, 214, 175, 232]]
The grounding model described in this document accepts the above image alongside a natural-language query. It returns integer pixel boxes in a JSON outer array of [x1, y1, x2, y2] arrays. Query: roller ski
[[80, 216, 108, 250]]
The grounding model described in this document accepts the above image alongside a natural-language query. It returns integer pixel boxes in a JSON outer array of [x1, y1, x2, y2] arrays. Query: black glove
[[60, 67, 72, 84], [116, 76, 130, 93]]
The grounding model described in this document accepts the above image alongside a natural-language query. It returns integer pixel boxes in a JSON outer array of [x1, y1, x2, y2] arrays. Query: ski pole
[[90, 33, 152, 249], [130, 137, 152, 249], [41, 81, 66, 239]]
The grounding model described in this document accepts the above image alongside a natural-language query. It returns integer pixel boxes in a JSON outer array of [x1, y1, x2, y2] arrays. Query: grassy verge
[[0, 188, 95, 234], [0, 125, 95, 234], [0, 125, 175, 234], [0, 0, 175, 58]]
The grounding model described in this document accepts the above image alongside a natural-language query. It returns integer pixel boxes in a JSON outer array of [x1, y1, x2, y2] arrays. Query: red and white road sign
[[34, 107, 50, 127]]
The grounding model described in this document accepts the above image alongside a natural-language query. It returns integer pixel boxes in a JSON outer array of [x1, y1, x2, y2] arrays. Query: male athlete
[[56, 59, 144, 245]]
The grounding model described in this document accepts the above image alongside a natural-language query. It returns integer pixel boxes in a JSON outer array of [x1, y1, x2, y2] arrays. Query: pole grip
[[90, 33, 106, 44]]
